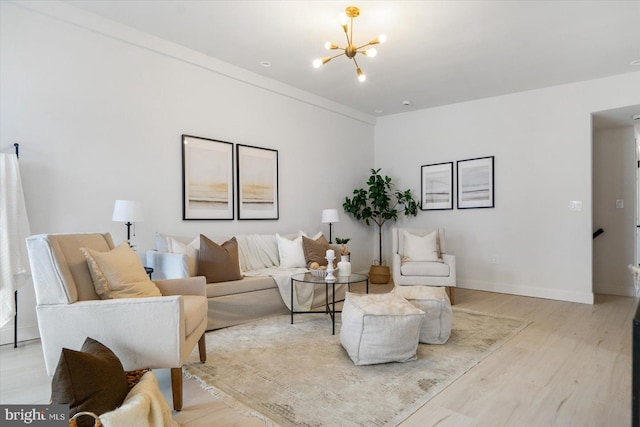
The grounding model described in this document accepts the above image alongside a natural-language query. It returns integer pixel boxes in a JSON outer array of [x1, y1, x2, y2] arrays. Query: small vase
[[337, 256, 351, 277]]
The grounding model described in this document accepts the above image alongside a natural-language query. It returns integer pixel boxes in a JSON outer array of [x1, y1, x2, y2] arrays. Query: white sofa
[[146, 232, 347, 330]]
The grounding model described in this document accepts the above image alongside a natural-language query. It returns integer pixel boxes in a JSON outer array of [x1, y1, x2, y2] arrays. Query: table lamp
[[321, 208, 339, 244], [112, 200, 144, 243]]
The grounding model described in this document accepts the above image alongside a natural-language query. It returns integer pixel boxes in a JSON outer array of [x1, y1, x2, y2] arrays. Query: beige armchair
[[392, 227, 456, 304], [26, 232, 207, 411]]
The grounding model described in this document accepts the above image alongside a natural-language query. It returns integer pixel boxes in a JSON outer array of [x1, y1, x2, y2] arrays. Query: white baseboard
[[458, 278, 595, 304], [0, 324, 40, 346]]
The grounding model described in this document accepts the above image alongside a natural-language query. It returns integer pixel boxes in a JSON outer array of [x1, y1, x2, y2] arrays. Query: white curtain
[[0, 153, 31, 328]]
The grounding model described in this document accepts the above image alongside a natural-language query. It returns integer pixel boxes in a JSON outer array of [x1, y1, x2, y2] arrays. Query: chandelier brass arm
[[312, 6, 386, 82]]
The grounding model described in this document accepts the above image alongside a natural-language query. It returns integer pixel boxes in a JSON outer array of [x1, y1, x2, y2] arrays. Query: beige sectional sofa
[[146, 232, 346, 330]]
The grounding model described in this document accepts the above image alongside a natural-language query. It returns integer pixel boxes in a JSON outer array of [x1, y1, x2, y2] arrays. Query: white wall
[[0, 2, 375, 344], [375, 72, 640, 304], [593, 126, 636, 295]]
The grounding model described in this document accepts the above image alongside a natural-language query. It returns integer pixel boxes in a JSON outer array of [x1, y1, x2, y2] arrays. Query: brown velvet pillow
[[302, 234, 331, 268], [198, 235, 243, 283], [51, 337, 128, 426]]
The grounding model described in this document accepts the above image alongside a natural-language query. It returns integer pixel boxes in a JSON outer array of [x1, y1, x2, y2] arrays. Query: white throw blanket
[[243, 267, 311, 311], [100, 372, 178, 427], [0, 154, 31, 328]]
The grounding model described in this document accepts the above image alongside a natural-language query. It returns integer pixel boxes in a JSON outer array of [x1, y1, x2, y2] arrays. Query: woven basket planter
[[369, 265, 390, 284]]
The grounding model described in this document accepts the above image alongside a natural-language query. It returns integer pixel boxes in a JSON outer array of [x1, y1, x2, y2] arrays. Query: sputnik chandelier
[[312, 6, 386, 82]]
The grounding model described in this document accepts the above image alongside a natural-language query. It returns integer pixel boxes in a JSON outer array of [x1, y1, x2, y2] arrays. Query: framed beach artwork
[[421, 162, 454, 210], [236, 144, 279, 220], [182, 135, 234, 220], [456, 156, 495, 209]]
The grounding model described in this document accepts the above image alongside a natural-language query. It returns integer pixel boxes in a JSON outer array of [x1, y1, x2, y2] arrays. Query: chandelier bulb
[[364, 48, 377, 58], [370, 34, 387, 45], [357, 67, 366, 82], [313, 57, 334, 68], [339, 13, 348, 26], [325, 42, 339, 50]]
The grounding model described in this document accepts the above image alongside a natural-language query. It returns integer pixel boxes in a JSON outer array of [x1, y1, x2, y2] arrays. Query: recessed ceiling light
[[633, 114, 640, 121], [631, 59, 640, 66], [401, 100, 412, 106], [374, 109, 383, 114], [260, 61, 272, 68]]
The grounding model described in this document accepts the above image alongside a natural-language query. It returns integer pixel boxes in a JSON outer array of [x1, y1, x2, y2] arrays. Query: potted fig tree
[[343, 168, 418, 284]]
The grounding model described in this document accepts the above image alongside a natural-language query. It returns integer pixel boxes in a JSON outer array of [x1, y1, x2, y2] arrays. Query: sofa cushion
[[402, 229, 441, 262], [81, 243, 162, 299], [400, 260, 450, 277], [206, 275, 277, 298], [276, 233, 307, 268], [198, 235, 243, 283], [235, 234, 280, 271], [51, 337, 129, 425], [302, 234, 331, 267]]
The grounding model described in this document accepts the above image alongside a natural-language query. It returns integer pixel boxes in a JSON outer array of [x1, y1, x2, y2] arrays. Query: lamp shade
[[112, 200, 144, 223], [321, 209, 339, 224]]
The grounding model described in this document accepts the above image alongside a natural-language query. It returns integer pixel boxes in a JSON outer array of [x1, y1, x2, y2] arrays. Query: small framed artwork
[[457, 156, 495, 209], [182, 135, 234, 220], [236, 144, 279, 220], [421, 162, 454, 210]]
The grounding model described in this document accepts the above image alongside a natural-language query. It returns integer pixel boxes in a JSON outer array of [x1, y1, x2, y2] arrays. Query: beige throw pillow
[[198, 235, 243, 283], [81, 242, 162, 299], [302, 234, 331, 267], [402, 230, 442, 262]]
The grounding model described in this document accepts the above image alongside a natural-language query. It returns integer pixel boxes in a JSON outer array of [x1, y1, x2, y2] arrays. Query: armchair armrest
[[392, 253, 402, 282], [154, 276, 206, 297], [37, 296, 187, 373], [442, 254, 456, 285]]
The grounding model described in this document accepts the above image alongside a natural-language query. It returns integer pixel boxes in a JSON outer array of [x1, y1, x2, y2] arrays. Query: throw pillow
[[81, 243, 162, 299], [51, 337, 129, 427], [276, 233, 307, 268], [402, 230, 442, 262], [198, 235, 243, 283], [168, 236, 199, 277], [302, 234, 331, 267]]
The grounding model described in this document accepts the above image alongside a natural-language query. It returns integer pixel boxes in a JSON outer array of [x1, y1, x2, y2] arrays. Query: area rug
[[184, 308, 530, 427]]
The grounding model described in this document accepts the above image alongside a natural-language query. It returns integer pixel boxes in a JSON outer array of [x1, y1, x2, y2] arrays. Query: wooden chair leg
[[448, 287, 455, 305], [171, 367, 183, 411], [198, 333, 207, 363]]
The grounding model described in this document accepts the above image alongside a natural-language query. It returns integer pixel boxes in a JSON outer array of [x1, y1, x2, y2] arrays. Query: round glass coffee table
[[290, 272, 369, 335]]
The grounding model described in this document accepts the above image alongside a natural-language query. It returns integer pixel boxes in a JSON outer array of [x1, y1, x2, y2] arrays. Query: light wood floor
[[1, 288, 636, 426]]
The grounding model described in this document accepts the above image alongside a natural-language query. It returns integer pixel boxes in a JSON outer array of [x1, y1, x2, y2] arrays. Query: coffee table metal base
[[290, 273, 369, 335]]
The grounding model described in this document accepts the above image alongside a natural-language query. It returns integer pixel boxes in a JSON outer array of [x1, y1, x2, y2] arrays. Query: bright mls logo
[[1, 405, 67, 426]]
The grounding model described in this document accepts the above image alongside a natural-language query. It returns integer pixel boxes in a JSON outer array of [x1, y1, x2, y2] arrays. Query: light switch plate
[[569, 200, 582, 212], [569, 201, 583, 212]]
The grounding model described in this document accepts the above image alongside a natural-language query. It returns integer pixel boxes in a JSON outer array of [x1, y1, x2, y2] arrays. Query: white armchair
[[26, 232, 208, 411], [392, 228, 456, 304]]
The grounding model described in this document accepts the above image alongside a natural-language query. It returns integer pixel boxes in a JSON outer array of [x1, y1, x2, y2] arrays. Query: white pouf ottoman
[[339, 292, 425, 365], [392, 285, 452, 344]]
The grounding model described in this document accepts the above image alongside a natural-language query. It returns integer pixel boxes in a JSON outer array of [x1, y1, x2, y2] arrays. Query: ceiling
[[64, 0, 640, 118]]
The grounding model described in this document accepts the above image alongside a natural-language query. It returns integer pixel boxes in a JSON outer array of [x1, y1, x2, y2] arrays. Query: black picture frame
[[182, 134, 234, 220], [420, 162, 454, 210], [236, 144, 279, 220], [456, 156, 495, 209]]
